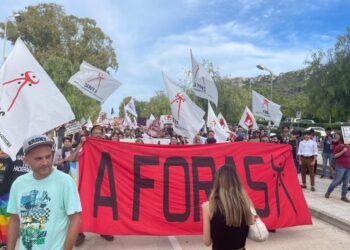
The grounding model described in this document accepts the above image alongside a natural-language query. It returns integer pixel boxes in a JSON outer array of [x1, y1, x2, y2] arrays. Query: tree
[[118, 92, 171, 119], [0, 3, 118, 119], [306, 27, 350, 121]]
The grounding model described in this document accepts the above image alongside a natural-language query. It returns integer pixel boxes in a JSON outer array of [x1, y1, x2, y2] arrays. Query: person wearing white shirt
[[298, 130, 318, 191]]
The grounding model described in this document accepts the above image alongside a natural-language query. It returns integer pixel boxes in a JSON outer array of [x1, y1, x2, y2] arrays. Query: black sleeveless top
[[210, 210, 249, 250]]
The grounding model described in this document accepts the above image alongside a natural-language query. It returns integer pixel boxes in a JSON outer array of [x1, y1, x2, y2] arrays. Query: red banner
[[79, 138, 312, 235]]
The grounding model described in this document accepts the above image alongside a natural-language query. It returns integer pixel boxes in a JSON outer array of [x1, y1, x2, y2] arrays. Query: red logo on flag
[[262, 99, 269, 114], [86, 73, 105, 93], [219, 117, 225, 128], [2, 71, 40, 112], [244, 113, 254, 129], [170, 93, 185, 120]]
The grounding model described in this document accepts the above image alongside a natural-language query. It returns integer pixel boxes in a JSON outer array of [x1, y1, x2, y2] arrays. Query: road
[[74, 217, 350, 250]]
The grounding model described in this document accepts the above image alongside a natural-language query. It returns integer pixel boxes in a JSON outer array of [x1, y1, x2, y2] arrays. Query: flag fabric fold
[[191, 50, 218, 106], [207, 102, 229, 142], [163, 72, 205, 139], [0, 38, 75, 160], [124, 97, 138, 117], [239, 106, 258, 131], [146, 114, 156, 128], [217, 112, 230, 132], [68, 61, 122, 103], [252, 90, 282, 126]]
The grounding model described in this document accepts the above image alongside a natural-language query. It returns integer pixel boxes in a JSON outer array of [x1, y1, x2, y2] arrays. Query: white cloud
[[0, 0, 343, 116]]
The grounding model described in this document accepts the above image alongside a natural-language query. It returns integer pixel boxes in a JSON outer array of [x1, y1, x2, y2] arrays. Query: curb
[[309, 206, 350, 233]]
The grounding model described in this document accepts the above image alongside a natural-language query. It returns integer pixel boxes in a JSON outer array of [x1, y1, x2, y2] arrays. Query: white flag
[[239, 106, 258, 131], [191, 50, 218, 106], [207, 102, 229, 142], [163, 72, 205, 139], [160, 114, 173, 129], [0, 38, 75, 160], [217, 112, 230, 132], [252, 90, 282, 126], [86, 117, 93, 129], [68, 61, 122, 103], [146, 114, 156, 128], [123, 108, 137, 129], [124, 97, 138, 117]]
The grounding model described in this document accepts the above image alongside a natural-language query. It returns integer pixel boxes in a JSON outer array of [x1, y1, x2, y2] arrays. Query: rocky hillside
[[228, 69, 308, 95]]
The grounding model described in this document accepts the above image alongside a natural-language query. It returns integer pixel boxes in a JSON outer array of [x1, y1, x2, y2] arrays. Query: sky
[[1, 0, 350, 116]]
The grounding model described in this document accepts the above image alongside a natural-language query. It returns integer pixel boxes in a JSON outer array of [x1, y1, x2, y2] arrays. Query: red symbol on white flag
[[212, 119, 217, 127], [2, 71, 40, 112], [219, 118, 225, 128], [262, 99, 269, 114], [244, 113, 254, 129], [86, 73, 105, 92], [170, 93, 185, 119]]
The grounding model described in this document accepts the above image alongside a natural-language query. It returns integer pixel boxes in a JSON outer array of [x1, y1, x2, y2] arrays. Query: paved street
[[72, 168, 350, 250], [73, 217, 350, 250]]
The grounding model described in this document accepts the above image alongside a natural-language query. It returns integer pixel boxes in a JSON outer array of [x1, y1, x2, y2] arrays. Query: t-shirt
[[7, 168, 82, 250], [332, 141, 341, 154], [322, 136, 333, 154], [334, 144, 350, 168], [0, 148, 30, 197]]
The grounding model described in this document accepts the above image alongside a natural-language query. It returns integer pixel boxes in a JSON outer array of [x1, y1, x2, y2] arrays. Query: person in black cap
[[6, 135, 81, 250]]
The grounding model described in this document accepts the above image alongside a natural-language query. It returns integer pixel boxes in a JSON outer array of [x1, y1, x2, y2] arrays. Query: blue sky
[[1, 0, 350, 116]]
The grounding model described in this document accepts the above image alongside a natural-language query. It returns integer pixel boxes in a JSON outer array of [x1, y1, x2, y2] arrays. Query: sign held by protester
[[65, 121, 82, 135], [79, 138, 312, 235], [341, 126, 350, 144]]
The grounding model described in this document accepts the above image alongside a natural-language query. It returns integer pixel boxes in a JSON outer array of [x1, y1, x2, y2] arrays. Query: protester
[[206, 130, 217, 144], [53, 136, 73, 174], [202, 165, 253, 250], [73, 125, 115, 246], [0, 148, 30, 248], [270, 135, 279, 144], [236, 125, 246, 140], [111, 132, 120, 141], [298, 130, 318, 191], [281, 125, 290, 143], [321, 128, 334, 179], [135, 138, 144, 144], [169, 136, 178, 145], [309, 129, 319, 173], [289, 132, 300, 173], [325, 134, 350, 202], [193, 135, 202, 144], [331, 132, 342, 170], [260, 135, 269, 143], [6, 135, 81, 250]]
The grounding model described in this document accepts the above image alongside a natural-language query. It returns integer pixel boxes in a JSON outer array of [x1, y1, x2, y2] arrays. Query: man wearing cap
[[6, 135, 81, 250]]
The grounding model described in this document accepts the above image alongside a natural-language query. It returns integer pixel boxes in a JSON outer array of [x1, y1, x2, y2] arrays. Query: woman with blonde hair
[[202, 164, 253, 250]]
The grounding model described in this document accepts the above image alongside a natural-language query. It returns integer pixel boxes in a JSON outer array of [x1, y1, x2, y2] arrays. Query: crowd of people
[[1, 121, 349, 250]]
